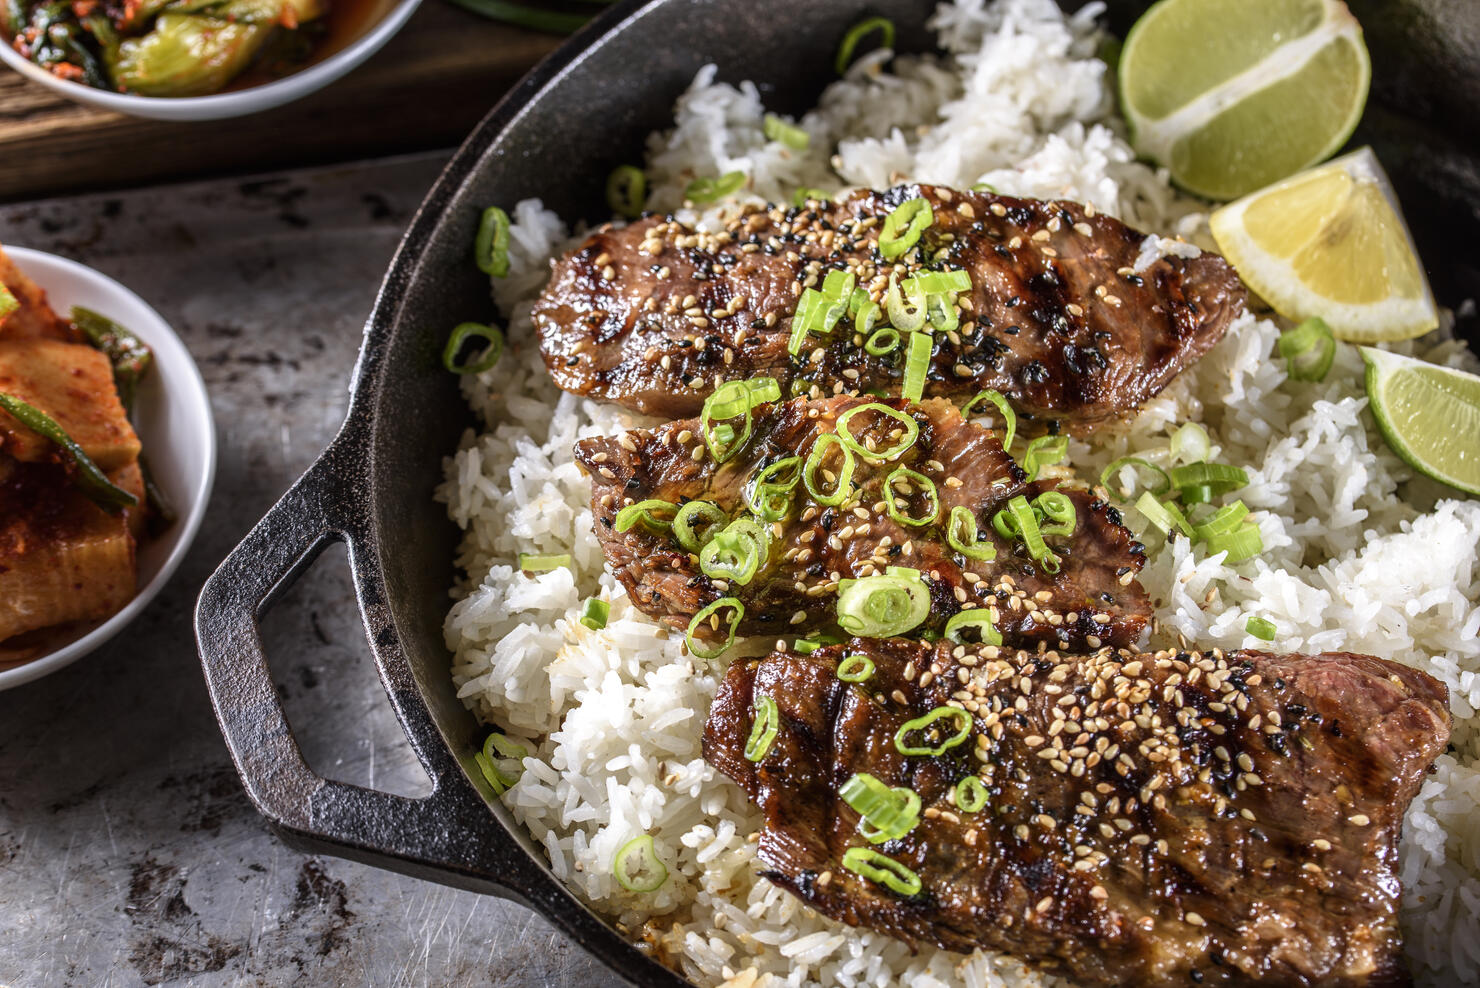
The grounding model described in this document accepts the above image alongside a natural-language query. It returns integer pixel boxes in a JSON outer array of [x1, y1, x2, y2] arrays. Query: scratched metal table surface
[[0, 152, 620, 988]]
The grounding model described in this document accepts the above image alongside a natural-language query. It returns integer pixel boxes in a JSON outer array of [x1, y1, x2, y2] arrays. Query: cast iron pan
[[196, 1, 1480, 985]]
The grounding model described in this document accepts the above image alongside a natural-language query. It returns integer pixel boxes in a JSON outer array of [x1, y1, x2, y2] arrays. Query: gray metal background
[[0, 153, 617, 987]]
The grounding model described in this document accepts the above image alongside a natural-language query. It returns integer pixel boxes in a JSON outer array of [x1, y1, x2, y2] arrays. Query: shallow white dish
[[0, 0, 420, 121], [0, 247, 216, 691]]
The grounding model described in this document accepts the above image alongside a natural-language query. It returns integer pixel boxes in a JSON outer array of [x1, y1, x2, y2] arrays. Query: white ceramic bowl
[[0, 247, 216, 691], [0, 0, 421, 121]]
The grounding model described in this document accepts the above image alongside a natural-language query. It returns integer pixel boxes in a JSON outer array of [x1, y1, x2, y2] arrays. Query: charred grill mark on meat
[[575, 394, 1149, 651], [535, 184, 1245, 425], [704, 639, 1450, 988]]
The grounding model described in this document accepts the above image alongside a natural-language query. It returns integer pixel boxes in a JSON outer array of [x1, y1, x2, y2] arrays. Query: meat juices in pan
[[536, 184, 1245, 426], [575, 395, 1150, 652], [705, 639, 1450, 988]]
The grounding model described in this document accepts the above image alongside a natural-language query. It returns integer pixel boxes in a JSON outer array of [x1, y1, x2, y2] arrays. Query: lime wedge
[[1119, 0, 1370, 200], [1210, 148, 1438, 342], [1361, 347, 1480, 497]]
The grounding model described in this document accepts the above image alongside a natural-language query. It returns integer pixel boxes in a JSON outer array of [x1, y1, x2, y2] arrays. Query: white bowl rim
[[0, 0, 422, 121], [0, 247, 217, 691]]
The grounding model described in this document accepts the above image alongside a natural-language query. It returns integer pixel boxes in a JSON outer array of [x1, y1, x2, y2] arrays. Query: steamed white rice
[[438, 2, 1480, 983]]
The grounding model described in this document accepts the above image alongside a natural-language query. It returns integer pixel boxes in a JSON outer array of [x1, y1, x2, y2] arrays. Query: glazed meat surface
[[536, 184, 1245, 425], [705, 639, 1451, 988], [575, 394, 1149, 652]]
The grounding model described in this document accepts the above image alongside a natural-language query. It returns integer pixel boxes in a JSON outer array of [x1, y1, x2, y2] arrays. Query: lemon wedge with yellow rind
[[1210, 147, 1438, 342], [1362, 347, 1480, 496], [1119, 0, 1370, 201]]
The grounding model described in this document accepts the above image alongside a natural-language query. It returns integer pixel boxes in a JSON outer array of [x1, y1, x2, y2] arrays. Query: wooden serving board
[[0, 2, 562, 203]]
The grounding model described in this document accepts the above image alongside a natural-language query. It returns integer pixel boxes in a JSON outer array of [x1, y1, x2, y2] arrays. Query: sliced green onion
[[837, 654, 875, 682], [960, 389, 1015, 451], [1134, 492, 1194, 538], [686, 597, 744, 660], [955, 776, 988, 813], [794, 632, 841, 655], [443, 322, 505, 374], [903, 269, 971, 333], [840, 772, 921, 844], [685, 170, 747, 204], [1205, 521, 1264, 563], [835, 15, 895, 74], [615, 498, 677, 534], [943, 609, 1001, 645], [613, 834, 668, 893], [0, 392, 137, 514], [1099, 456, 1170, 503], [946, 506, 996, 562], [901, 330, 933, 404], [518, 552, 571, 573], [701, 377, 779, 463], [673, 500, 727, 553], [580, 598, 610, 630], [884, 270, 927, 333], [746, 694, 780, 761], [793, 187, 829, 206], [1190, 500, 1250, 541], [1180, 484, 1216, 506], [894, 706, 973, 757], [884, 466, 939, 527], [878, 197, 932, 260], [864, 325, 899, 355], [1169, 462, 1248, 498], [1033, 490, 1077, 537], [0, 283, 16, 320], [992, 495, 1060, 573], [836, 567, 931, 637], [836, 402, 919, 461], [970, 181, 998, 193], [1245, 615, 1277, 641], [475, 731, 525, 794], [699, 517, 769, 586], [1277, 317, 1336, 382], [763, 113, 809, 150], [1021, 434, 1068, 481], [842, 846, 921, 896], [605, 165, 646, 219], [745, 456, 803, 521], [803, 433, 856, 507], [474, 206, 511, 277], [1170, 422, 1211, 466]]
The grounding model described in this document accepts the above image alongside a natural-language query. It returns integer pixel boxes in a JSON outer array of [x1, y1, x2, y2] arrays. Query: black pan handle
[[194, 422, 523, 890]]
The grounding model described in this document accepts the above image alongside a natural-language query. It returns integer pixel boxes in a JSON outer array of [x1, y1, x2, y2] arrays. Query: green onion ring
[[517, 552, 570, 572], [1169, 462, 1249, 498], [1170, 421, 1211, 465], [1191, 500, 1250, 541], [614, 498, 677, 534], [685, 170, 747, 204], [1277, 317, 1336, 382], [836, 566, 931, 637], [864, 325, 899, 355], [878, 197, 932, 260], [686, 597, 745, 660], [701, 377, 780, 463], [901, 330, 933, 404], [673, 500, 727, 553], [955, 776, 988, 813], [746, 455, 803, 521], [746, 694, 780, 761], [605, 165, 646, 219], [992, 495, 1060, 573], [443, 322, 505, 374], [836, 654, 875, 682], [699, 517, 769, 585], [943, 609, 1001, 645], [763, 113, 810, 150], [803, 433, 856, 507], [836, 402, 920, 461], [946, 506, 996, 561], [613, 834, 668, 893], [1099, 456, 1170, 503], [1134, 491, 1194, 537], [894, 706, 973, 757], [840, 772, 921, 844], [884, 465, 939, 527], [580, 598, 610, 630], [793, 187, 830, 207], [884, 270, 927, 332], [959, 389, 1015, 451], [1245, 615, 1277, 641], [474, 206, 511, 277], [834, 15, 896, 74], [1021, 434, 1068, 481], [1205, 521, 1264, 563], [794, 632, 842, 655], [841, 846, 921, 896], [1032, 490, 1077, 537]]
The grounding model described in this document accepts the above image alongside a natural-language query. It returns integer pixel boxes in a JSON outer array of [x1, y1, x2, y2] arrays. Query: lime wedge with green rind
[[1362, 347, 1480, 497], [1119, 0, 1370, 201]]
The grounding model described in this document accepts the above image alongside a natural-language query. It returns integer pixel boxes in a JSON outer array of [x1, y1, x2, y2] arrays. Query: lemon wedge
[[1362, 348, 1480, 496], [1210, 147, 1438, 342]]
